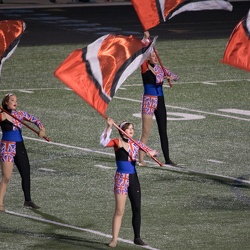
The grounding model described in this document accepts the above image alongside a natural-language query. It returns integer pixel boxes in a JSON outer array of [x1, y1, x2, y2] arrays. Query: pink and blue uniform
[[100, 129, 152, 194], [140, 59, 179, 164], [100, 128, 154, 240], [0, 110, 43, 202]]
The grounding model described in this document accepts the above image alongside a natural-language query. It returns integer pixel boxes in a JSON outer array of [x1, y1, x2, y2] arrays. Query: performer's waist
[[1, 130, 23, 142], [144, 84, 163, 96], [116, 160, 136, 174]]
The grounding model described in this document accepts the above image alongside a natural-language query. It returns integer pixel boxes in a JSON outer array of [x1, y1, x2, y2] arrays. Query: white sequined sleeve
[[100, 128, 112, 147]]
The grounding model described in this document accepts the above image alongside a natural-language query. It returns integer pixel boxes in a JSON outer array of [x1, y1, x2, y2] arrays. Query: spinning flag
[[131, 0, 233, 30], [0, 20, 26, 76], [222, 10, 250, 72], [54, 34, 156, 117]]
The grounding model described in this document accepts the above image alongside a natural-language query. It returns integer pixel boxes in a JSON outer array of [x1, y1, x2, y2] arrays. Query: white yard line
[[114, 96, 250, 121], [1, 83, 250, 121], [23, 135, 250, 188], [0, 85, 250, 121], [207, 159, 225, 164], [94, 164, 114, 169], [5, 210, 160, 250]]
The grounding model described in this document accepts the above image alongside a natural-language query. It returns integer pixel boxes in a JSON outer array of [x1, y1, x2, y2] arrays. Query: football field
[[0, 2, 250, 250]]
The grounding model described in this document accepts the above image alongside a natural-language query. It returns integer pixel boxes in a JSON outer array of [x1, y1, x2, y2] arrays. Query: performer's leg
[[109, 193, 127, 247], [128, 173, 141, 239], [139, 114, 153, 165], [0, 162, 13, 210], [14, 142, 31, 202], [154, 96, 171, 163], [128, 173, 146, 245]]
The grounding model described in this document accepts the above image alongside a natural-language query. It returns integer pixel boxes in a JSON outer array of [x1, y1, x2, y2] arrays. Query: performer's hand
[[164, 75, 176, 81], [38, 127, 46, 138], [143, 31, 150, 39], [142, 31, 150, 45], [107, 118, 114, 127], [164, 76, 173, 88]]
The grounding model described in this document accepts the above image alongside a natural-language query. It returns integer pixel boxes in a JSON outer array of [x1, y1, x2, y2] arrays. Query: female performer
[[100, 118, 157, 247], [0, 93, 46, 212], [139, 31, 179, 167]]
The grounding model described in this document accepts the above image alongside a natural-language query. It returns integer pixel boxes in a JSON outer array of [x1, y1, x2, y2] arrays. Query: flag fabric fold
[[54, 34, 156, 117], [131, 0, 233, 31], [0, 20, 26, 76], [221, 9, 250, 72]]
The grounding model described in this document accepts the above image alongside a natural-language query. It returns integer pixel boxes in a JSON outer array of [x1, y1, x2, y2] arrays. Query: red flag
[[131, 0, 233, 31], [222, 10, 250, 72], [54, 34, 156, 117], [0, 20, 26, 76]]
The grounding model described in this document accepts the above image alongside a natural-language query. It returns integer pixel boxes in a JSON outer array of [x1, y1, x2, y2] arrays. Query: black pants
[[128, 173, 141, 239], [14, 141, 31, 202], [154, 95, 170, 163]]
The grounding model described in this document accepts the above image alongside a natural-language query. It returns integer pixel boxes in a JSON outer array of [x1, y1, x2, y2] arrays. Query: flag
[[54, 34, 156, 117], [221, 10, 250, 72], [131, 0, 233, 31], [0, 20, 26, 76]]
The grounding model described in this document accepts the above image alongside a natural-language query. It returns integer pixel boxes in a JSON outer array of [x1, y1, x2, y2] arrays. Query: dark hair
[[1, 93, 15, 110], [118, 121, 133, 138]]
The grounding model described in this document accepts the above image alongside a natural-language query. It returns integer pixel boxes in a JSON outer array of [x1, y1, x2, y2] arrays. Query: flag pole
[[0, 107, 50, 142], [102, 114, 163, 167], [113, 122, 163, 166]]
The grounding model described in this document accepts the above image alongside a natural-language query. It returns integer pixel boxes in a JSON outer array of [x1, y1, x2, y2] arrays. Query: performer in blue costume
[[100, 118, 157, 248], [139, 31, 179, 167], [0, 93, 46, 212]]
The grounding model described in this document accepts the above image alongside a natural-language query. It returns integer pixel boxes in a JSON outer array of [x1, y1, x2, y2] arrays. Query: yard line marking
[[22, 136, 250, 188], [22, 135, 116, 156], [0, 78, 249, 92], [123, 78, 250, 86], [201, 81, 217, 85], [133, 112, 206, 121], [114, 96, 250, 121], [94, 164, 113, 169], [218, 109, 250, 116], [5, 210, 160, 250], [17, 90, 34, 93], [207, 159, 225, 164], [1, 87, 249, 121], [38, 168, 57, 173], [0, 88, 63, 93], [165, 105, 250, 122]]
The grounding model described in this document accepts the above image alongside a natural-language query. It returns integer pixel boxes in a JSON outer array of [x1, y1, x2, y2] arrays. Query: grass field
[[0, 36, 250, 250]]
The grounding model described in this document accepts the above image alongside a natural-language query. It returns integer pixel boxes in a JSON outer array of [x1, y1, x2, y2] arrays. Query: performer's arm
[[100, 118, 114, 146]]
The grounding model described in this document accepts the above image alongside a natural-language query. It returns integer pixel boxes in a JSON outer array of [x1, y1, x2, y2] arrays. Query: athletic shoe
[[134, 238, 147, 246], [0, 205, 5, 212], [24, 201, 40, 209], [165, 160, 178, 167]]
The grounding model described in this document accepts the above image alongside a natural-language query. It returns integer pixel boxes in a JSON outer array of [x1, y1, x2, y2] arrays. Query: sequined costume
[[140, 59, 179, 163], [0, 110, 43, 202], [100, 128, 153, 240]]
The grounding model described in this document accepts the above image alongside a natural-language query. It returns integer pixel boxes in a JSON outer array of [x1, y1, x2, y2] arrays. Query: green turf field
[[0, 38, 249, 250]]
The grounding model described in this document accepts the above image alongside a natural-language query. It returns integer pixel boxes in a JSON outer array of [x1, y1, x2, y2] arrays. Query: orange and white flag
[[0, 20, 26, 76], [131, 0, 233, 31], [54, 34, 156, 117], [222, 9, 250, 72]]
